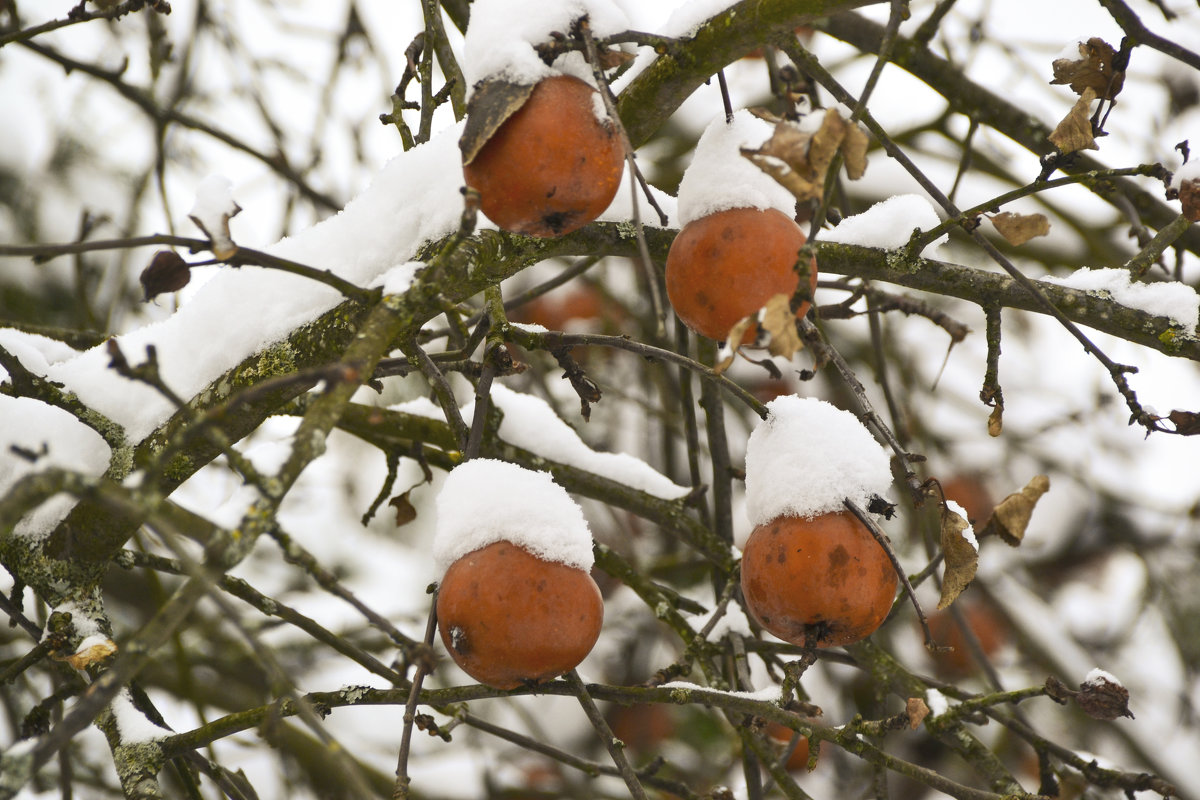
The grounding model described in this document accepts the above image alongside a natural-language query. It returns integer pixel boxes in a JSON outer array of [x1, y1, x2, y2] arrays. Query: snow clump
[[675, 110, 798, 226], [432, 459, 594, 573], [744, 396, 892, 526]]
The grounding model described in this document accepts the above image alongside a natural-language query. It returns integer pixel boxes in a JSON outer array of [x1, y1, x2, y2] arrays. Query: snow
[[821, 193, 947, 254], [52, 600, 104, 640], [1172, 159, 1200, 190], [660, 680, 783, 704], [461, 0, 630, 89], [1042, 267, 1199, 335], [659, 0, 740, 38], [743, 396, 893, 526], [686, 602, 753, 643], [675, 110, 798, 226], [109, 690, 171, 743], [1084, 667, 1122, 687], [3, 123, 468, 538], [374, 261, 425, 296], [431, 458, 594, 573], [389, 383, 689, 501], [478, 384, 690, 500], [0, 396, 111, 540], [945, 500, 979, 550], [39, 125, 464, 446], [0, 329, 80, 378], [925, 688, 949, 716], [188, 175, 239, 233]]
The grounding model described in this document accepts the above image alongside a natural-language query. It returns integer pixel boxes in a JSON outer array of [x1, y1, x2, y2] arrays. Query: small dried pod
[[140, 250, 191, 301]]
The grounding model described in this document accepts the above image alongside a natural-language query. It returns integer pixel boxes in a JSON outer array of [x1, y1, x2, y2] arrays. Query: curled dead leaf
[[741, 108, 869, 203], [762, 293, 803, 360], [714, 316, 755, 374], [987, 405, 1003, 437], [1049, 87, 1099, 154], [906, 697, 930, 729], [937, 506, 979, 609], [842, 124, 870, 180], [1167, 409, 1200, 435], [989, 212, 1051, 246], [140, 250, 191, 301], [59, 638, 118, 670], [459, 79, 537, 166], [1177, 176, 1200, 223], [991, 475, 1050, 546], [389, 491, 418, 526], [1051, 38, 1125, 101]]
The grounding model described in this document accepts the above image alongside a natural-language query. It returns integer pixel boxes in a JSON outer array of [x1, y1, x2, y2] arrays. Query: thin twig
[[564, 670, 649, 800], [0, 233, 375, 303], [578, 16, 666, 338], [786, 41, 1167, 435], [393, 589, 439, 799], [844, 500, 931, 646]]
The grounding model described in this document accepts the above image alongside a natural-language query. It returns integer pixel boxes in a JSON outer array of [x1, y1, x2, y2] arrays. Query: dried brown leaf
[[987, 405, 1003, 437], [460, 79, 537, 165], [714, 316, 755, 374], [742, 150, 821, 200], [1167, 409, 1200, 435], [1051, 38, 1125, 100], [741, 109, 868, 203], [807, 110, 849, 185], [389, 491, 418, 527], [990, 211, 1051, 246], [597, 48, 636, 70], [937, 507, 979, 609], [906, 697, 930, 729], [59, 638, 118, 670], [1049, 87, 1099, 154], [1178, 177, 1200, 223], [140, 250, 191, 301], [188, 207, 241, 262], [762, 293, 803, 360], [842, 124, 870, 180], [1077, 674, 1134, 720], [992, 475, 1050, 546]]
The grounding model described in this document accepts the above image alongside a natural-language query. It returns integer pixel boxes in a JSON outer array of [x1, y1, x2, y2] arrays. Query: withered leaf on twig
[[1051, 38, 1125, 101], [1049, 86, 1099, 154], [460, 79, 537, 165], [1167, 409, 1200, 435], [937, 505, 979, 609], [989, 211, 1051, 246], [991, 475, 1050, 546], [57, 638, 118, 670], [761, 293, 803, 360], [987, 404, 1003, 437], [140, 250, 191, 301], [742, 108, 870, 202], [1176, 175, 1200, 223], [906, 697, 930, 729], [389, 491, 419, 527], [714, 316, 756, 374]]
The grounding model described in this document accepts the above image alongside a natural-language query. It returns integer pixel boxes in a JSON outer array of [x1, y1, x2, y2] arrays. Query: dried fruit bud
[[1178, 175, 1200, 222], [1077, 672, 1134, 720], [140, 250, 191, 301], [1044, 671, 1134, 720]]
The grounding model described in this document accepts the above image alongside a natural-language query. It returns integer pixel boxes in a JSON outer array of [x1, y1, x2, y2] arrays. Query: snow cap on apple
[[676, 110, 798, 226], [744, 396, 893, 526], [433, 458, 594, 572]]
